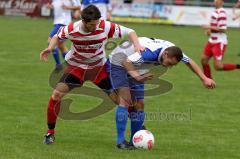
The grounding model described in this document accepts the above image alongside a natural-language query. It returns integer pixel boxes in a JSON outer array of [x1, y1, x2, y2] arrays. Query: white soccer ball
[[132, 130, 154, 150]]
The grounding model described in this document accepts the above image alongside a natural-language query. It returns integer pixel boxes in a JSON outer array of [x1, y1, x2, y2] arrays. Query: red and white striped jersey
[[209, 7, 227, 44], [57, 20, 133, 69]]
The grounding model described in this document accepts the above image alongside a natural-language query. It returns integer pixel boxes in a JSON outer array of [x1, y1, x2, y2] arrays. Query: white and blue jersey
[[81, 0, 112, 20], [109, 37, 190, 67], [108, 37, 190, 101]]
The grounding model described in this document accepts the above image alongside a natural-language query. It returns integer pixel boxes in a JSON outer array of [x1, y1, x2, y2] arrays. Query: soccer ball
[[132, 130, 154, 150]]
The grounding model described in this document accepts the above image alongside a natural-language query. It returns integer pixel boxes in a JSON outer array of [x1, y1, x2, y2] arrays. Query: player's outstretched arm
[[185, 59, 216, 89], [40, 35, 60, 62]]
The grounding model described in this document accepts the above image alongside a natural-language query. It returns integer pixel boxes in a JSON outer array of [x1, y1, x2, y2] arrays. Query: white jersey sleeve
[[127, 52, 144, 65], [105, 21, 134, 39]]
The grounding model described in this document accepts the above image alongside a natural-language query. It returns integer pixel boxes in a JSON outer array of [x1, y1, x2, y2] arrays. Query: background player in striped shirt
[[108, 37, 216, 149], [46, 0, 81, 70], [201, 0, 240, 79], [40, 5, 144, 145]]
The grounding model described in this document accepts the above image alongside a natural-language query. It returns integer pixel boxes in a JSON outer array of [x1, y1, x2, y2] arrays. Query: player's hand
[[203, 78, 216, 89], [134, 45, 145, 53], [40, 48, 51, 62], [137, 73, 154, 82]]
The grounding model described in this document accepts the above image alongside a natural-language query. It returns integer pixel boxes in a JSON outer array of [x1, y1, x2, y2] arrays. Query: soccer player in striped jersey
[[201, 0, 240, 79], [40, 5, 144, 145], [46, 0, 81, 70], [108, 37, 216, 149]]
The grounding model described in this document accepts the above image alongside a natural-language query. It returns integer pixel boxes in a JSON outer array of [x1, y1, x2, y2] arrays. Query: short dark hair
[[165, 46, 183, 62], [81, 5, 101, 22]]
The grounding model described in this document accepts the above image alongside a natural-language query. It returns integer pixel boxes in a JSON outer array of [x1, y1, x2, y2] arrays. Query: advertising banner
[[0, 0, 48, 17], [112, 4, 240, 28]]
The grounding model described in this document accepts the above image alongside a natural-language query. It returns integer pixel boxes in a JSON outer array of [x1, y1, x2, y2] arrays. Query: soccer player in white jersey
[[108, 37, 216, 149], [201, 0, 240, 79], [81, 0, 112, 20], [46, 0, 81, 70], [40, 5, 144, 145]]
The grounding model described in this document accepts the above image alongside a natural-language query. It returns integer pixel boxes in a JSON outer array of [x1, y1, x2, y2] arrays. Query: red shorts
[[64, 64, 109, 85], [203, 42, 227, 61]]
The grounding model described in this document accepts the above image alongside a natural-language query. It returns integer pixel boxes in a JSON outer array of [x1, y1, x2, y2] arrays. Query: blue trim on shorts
[[49, 24, 66, 38]]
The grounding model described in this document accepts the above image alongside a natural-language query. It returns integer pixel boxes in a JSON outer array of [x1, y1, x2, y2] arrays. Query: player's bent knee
[[51, 91, 63, 101], [108, 92, 119, 105], [58, 43, 66, 52], [201, 58, 208, 65], [121, 101, 132, 107], [58, 43, 64, 49], [119, 98, 132, 107], [51, 83, 70, 100], [214, 63, 223, 70]]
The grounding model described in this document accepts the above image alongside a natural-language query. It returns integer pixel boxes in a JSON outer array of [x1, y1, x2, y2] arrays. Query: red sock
[[223, 64, 237, 70], [203, 64, 212, 79], [47, 97, 60, 131]]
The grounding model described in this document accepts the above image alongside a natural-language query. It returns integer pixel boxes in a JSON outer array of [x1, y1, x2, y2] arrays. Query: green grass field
[[0, 16, 240, 159]]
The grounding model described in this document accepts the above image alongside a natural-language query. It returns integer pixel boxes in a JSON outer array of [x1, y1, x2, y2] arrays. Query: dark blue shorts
[[49, 24, 65, 38], [107, 61, 144, 101]]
